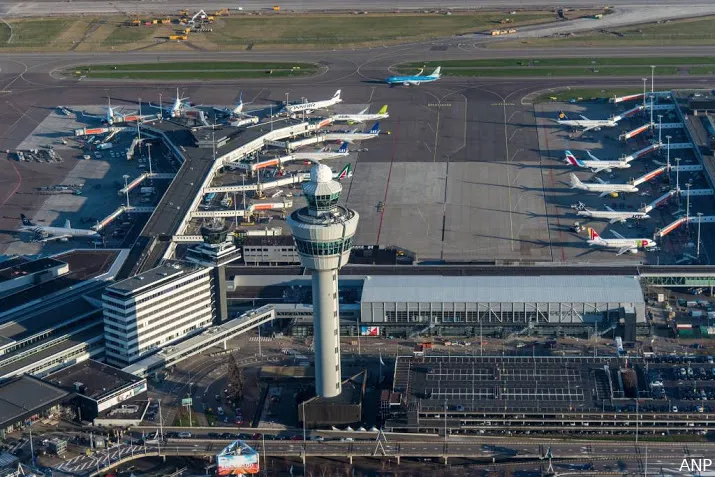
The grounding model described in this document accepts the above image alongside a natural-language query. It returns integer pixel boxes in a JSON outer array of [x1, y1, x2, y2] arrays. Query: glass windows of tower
[[305, 192, 340, 211], [294, 237, 353, 256]]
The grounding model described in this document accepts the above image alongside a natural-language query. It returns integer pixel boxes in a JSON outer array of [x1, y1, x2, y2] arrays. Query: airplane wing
[[616, 246, 635, 256], [39, 234, 72, 242], [609, 217, 625, 224], [581, 125, 598, 133], [579, 115, 590, 121], [599, 191, 611, 198], [610, 230, 626, 240], [594, 177, 606, 184], [605, 205, 615, 212], [591, 166, 609, 174]]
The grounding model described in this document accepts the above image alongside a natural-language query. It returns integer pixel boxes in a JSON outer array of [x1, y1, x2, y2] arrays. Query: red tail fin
[[588, 228, 600, 240]]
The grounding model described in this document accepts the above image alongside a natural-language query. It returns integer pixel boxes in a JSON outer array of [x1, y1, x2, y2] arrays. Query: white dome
[[311, 163, 333, 184]]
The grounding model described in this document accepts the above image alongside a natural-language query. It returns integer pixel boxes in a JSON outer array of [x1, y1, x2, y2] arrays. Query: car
[[177, 432, 192, 439], [215, 394, 221, 401], [290, 435, 303, 441], [672, 406, 679, 413], [310, 436, 325, 441]]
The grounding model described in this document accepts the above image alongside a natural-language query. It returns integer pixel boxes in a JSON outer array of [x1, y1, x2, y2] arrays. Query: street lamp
[[147, 143, 153, 176], [658, 114, 663, 144], [650, 65, 655, 93], [123, 174, 130, 208], [666, 135, 671, 170], [675, 158, 681, 203], [642, 78, 647, 111], [686, 183, 691, 227], [697, 212, 704, 259], [159, 92, 163, 120]]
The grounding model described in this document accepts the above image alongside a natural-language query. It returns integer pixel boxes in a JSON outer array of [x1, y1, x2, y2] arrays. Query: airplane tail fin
[[20, 214, 34, 227], [588, 227, 602, 241], [558, 111, 569, 121], [377, 105, 388, 115], [569, 173, 582, 188], [333, 90, 341, 100], [431, 66, 441, 77], [64, 219, 71, 229], [369, 122, 380, 134], [338, 164, 351, 180], [564, 150, 580, 166], [338, 142, 349, 153]]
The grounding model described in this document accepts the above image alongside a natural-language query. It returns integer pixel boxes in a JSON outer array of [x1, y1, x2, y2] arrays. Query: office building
[[102, 262, 215, 367], [287, 163, 359, 398]]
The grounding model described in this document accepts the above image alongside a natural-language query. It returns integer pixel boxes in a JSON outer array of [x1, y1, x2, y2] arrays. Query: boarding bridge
[[126, 137, 143, 160], [125, 206, 156, 214], [655, 123, 684, 129], [665, 142, 694, 150], [632, 166, 667, 186], [610, 91, 672, 103], [655, 215, 715, 239], [74, 126, 128, 137], [620, 105, 645, 119], [192, 209, 247, 218], [117, 172, 176, 196], [624, 142, 661, 163], [650, 104, 676, 111], [620, 123, 653, 141], [204, 183, 258, 194], [94, 207, 128, 231], [204, 173, 309, 195]]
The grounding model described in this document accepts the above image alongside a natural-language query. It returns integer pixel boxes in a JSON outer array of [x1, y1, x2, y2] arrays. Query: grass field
[[77, 69, 316, 80], [204, 12, 554, 48], [532, 88, 644, 103], [101, 24, 156, 46], [77, 61, 316, 71], [494, 15, 715, 48], [440, 66, 679, 77], [0, 18, 75, 47]]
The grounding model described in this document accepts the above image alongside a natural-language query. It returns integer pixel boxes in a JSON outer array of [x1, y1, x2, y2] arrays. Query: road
[[52, 435, 711, 475]]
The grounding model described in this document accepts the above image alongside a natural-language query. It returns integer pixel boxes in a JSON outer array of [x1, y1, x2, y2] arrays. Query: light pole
[[666, 135, 671, 170], [650, 65, 655, 93], [686, 183, 691, 228], [657, 114, 663, 144], [642, 78, 647, 111], [650, 95, 654, 128], [123, 174, 130, 208], [159, 92, 163, 120], [697, 212, 704, 259], [147, 143, 153, 176], [675, 158, 681, 204], [233, 191, 238, 228]]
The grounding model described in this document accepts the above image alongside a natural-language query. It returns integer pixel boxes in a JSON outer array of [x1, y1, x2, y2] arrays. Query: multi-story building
[[102, 262, 215, 367]]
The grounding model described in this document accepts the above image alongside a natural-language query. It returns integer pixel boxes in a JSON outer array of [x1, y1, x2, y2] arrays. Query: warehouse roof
[[360, 275, 644, 304]]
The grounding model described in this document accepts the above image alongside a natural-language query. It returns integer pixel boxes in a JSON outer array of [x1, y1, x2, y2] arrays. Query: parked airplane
[[19, 214, 100, 242], [586, 227, 656, 255], [286, 90, 342, 115], [81, 96, 153, 125], [333, 163, 353, 181], [575, 202, 650, 224], [565, 150, 630, 174], [331, 105, 389, 124], [325, 122, 380, 143], [149, 88, 190, 118], [555, 111, 621, 133], [292, 142, 349, 161], [569, 173, 638, 198], [385, 67, 441, 86]]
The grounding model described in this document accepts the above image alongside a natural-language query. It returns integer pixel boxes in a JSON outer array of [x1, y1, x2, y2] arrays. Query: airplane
[[385, 66, 441, 86], [325, 122, 380, 143], [332, 163, 353, 181], [574, 202, 650, 224], [18, 214, 100, 242], [555, 110, 622, 133], [285, 90, 342, 115], [82, 96, 154, 125], [213, 91, 247, 117], [569, 173, 638, 198], [292, 142, 349, 161], [331, 105, 389, 124], [586, 227, 656, 256], [564, 150, 630, 174], [149, 88, 190, 118]]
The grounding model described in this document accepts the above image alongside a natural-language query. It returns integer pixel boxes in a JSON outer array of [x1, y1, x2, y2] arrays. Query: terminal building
[[102, 262, 215, 368]]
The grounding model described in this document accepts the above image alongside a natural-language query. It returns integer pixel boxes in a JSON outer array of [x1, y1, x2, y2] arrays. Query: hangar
[[359, 275, 645, 336]]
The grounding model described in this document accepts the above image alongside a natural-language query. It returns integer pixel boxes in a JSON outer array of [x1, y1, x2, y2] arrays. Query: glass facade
[[306, 192, 340, 211], [294, 237, 353, 256]]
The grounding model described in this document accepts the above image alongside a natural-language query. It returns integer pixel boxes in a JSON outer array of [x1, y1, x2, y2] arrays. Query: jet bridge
[[620, 123, 653, 141]]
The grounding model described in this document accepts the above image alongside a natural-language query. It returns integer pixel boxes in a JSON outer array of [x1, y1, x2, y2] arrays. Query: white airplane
[[325, 122, 380, 143], [575, 203, 650, 224], [149, 88, 190, 118], [19, 214, 100, 242], [586, 227, 656, 256], [286, 90, 342, 115], [331, 105, 389, 124], [292, 142, 349, 161], [555, 110, 622, 133], [564, 150, 630, 174], [569, 173, 638, 198], [81, 96, 152, 125]]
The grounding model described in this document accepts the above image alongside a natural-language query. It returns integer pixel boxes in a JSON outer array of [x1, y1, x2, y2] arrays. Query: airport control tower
[[287, 163, 359, 398]]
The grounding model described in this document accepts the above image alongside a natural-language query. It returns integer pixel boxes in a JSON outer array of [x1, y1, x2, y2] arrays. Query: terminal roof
[[46, 359, 144, 401], [361, 275, 644, 304], [0, 257, 65, 283], [109, 262, 199, 295], [0, 375, 69, 426]]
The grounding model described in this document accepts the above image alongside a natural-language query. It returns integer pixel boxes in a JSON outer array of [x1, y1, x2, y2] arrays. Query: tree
[[227, 353, 244, 403]]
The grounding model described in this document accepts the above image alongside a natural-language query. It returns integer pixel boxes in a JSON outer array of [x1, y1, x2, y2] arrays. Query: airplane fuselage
[[287, 98, 342, 115], [577, 210, 650, 222], [385, 75, 438, 86], [587, 238, 655, 252], [20, 225, 99, 238], [331, 113, 389, 123], [572, 160, 630, 171], [558, 119, 617, 129], [573, 183, 638, 194]]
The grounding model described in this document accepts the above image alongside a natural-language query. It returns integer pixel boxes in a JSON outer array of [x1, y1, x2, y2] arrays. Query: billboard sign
[[181, 398, 193, 406], [217, 441, 260, 476], [360, 326, 380, 336]]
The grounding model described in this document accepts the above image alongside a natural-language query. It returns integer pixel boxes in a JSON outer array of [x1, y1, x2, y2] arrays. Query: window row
[[294, 237, 353, 256]]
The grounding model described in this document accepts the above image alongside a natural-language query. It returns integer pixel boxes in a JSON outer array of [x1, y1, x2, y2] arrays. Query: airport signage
[[181, 398, 193, 406]]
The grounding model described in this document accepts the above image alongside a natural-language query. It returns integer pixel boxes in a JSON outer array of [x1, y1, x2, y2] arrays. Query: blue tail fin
[[338, 142, 348, 153], [369, 122, 380, 134]]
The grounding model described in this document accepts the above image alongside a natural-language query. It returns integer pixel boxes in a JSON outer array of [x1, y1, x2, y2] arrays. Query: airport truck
[[97, 143, 113, 150]]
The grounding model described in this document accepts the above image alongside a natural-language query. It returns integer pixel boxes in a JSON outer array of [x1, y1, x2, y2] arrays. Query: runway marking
[[428, 103, 452, 108], [376, 119, 399, 244], [492, 102, 515, 106]]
